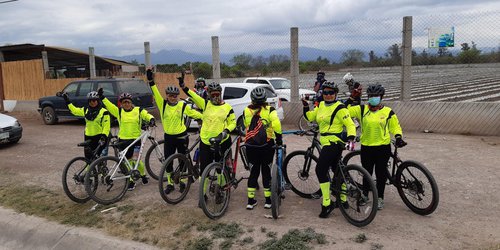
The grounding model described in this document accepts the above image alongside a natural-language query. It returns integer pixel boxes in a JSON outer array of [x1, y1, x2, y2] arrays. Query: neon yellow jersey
[[305, 101, 356, 146], [243, 106, 282, 140], [102, 98, 154, 140], [151, 85, 202, 135], [348, 105, 403, 146], [68, 103, 110, 136], [186, 89, 236, 145]]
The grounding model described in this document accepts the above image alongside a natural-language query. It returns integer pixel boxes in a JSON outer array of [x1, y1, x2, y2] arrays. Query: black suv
[[38, 78, 154, 125]]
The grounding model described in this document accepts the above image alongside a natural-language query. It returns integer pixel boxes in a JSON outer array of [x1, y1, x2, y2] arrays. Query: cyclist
[[146, 69, 202, 194], [178, 73, 236, 185], [60, 91, 110, 160], [302, 81, 357, 218], [348, 84, 406, 210], [98, 89, 155, 191], [313, 71, 327, 104], [243, 87, 283, 210], [194, 77, 208, 100], [342, 72, 362, 106]]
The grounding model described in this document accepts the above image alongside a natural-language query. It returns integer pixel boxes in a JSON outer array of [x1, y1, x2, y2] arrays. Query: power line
[[0, 0, 18, 4]]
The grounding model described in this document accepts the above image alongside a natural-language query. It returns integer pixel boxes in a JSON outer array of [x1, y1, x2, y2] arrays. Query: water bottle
[[132, 146, 140, 161], [193, 148, 200, 162]]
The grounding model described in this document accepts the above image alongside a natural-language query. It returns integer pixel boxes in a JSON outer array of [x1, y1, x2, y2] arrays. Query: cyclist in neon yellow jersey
[[348, 84, 405, 210], [98, 88, 155, 191], [302, 81, 357, 218], [146, 68, 202, 194]]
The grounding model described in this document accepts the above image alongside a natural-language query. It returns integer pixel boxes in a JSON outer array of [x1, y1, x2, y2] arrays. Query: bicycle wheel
[[62, 157, 92, 203], [199, 163, 231, 219], [271, 163, 282, 219], [298, 114, 315, 131], [145, 140, 165, 180], [158, 153, 194, 204], [85, 156, 130, 205], [337, 164, 378, 227], [395, 160, 439, 215], [342, 150, 361, 166], [283, 150, 321, 199]]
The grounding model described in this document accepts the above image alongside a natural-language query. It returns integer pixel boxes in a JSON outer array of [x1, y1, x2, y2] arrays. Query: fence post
[[401, 16, 413, 101], [144, 42, 151, 68], [211, 36, 221, 82], [41, 51, 49, 78], [89, 47, 96, 78], [290, 27, 299, 103]]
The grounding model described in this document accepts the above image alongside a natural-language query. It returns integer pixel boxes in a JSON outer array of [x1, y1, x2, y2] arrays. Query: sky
[[1, 0, 500, 58]]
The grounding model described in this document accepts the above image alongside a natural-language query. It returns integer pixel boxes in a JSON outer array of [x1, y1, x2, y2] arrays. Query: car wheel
[[42, 106, 58, 125]]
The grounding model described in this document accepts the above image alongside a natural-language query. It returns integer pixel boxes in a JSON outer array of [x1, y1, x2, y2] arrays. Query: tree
[[192, 62, 212, 79], [458, 41, 481, 64], [230, 53, 253, 70], [341, 49, 365, 66], [368, 50, 377, 63], [461, 43, 470, 51], [130, 59, 140, 66], [387, 44, 401, 65]]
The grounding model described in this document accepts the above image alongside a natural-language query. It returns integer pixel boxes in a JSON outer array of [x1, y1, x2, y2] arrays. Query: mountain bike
[[62, 135, 118, 203], [343, 141, 439, 215], [198, 133, 249, 219], [84, 125, 157, 205], [158, 133, 201, 204], [145, 99, 200, 180], [283, 128, 378, 227], [270, 144, 286, 219]]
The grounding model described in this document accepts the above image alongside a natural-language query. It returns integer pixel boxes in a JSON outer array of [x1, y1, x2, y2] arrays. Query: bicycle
[[270, 144, 286, 219], [158, 133, 202, 204], [145, 99, 199, 180], [84, 125, 157, 205], [198, 133, 249, 219], [343, 141, 439, 215], [283, 128, 378, 227], [62, 135, 118, 203]]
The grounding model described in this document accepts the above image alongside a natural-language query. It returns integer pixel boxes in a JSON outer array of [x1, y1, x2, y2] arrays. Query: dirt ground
[[1, 113, 500, 250]]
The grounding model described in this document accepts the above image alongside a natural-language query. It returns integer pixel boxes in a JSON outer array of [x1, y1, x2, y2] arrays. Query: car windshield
[[269, 79, 291, 89], [119, 80, 151, 94]]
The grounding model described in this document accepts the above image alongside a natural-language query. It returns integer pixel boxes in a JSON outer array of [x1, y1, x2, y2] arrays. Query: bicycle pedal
[[311, 193, 321, 200]]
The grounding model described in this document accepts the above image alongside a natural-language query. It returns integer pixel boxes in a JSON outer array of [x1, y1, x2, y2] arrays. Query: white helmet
[[343, 72, 354, 84]]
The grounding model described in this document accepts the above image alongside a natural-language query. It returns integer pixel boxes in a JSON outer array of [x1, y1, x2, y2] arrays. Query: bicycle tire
[[271, 163, 281, 219], [199, 163, 231, 219], [337, 164, 378, 227], [145, 140, 165, 180], [342, 150, 361, 166], [395, 160, 439, 215], [283, 150, 321, 199], [85, 156, 129, 205], [298, 114, 313, 131], [158, 153, 193, 204], [62, 157, 91, 203]]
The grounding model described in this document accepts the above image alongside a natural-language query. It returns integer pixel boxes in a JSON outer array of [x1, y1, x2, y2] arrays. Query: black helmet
[[87, 91, 99, 100], [207, 82, 222, 93], [165, 86, 180, 95], [366, 84, 385, 96], [250, 87, 267, 104], [321, 81, 339, 93], [119, 92, 133, 101], [317, 71, 325, 77]]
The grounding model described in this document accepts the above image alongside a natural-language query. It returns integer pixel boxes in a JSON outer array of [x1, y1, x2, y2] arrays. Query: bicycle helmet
[[87, 91, 99, 100], [207, 82, 222, 93], [343, 72, 354, 84], [250, 87, 267, 104], [366, 84, 385, 96], [320, 81, 339, 93], [165, 86, 180, 95], [317, 71, 325, 77], [118, 92, 133, 101], [195, 77, 206, 86]]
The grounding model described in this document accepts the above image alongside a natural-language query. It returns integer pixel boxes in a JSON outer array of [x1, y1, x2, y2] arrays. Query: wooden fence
[[0, 59, 194, 100]]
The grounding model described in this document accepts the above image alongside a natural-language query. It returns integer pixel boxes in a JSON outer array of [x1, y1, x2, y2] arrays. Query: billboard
[[428, 27, 455, 48]]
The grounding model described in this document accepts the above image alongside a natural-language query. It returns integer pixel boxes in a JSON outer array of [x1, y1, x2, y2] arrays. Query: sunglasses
[[121, 100, 132, 104], [210, 92, 220, 97], [322, 90, 337, 95], [168, 94, 178, 98]]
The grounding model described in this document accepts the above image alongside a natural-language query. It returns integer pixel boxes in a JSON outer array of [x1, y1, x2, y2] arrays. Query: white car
[[186, 83, 284, 128], [0, 113, 23, 144], [244, 77, 316, 102]]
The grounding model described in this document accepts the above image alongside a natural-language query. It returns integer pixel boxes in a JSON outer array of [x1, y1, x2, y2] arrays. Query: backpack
[[245, 109, 268, 146]]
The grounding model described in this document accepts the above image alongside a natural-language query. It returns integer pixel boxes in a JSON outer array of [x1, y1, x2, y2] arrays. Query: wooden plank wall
[[0, 59, 194, 100]]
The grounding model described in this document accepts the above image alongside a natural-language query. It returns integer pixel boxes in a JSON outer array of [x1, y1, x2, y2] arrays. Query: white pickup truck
[[243, 77, 316, 102]]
